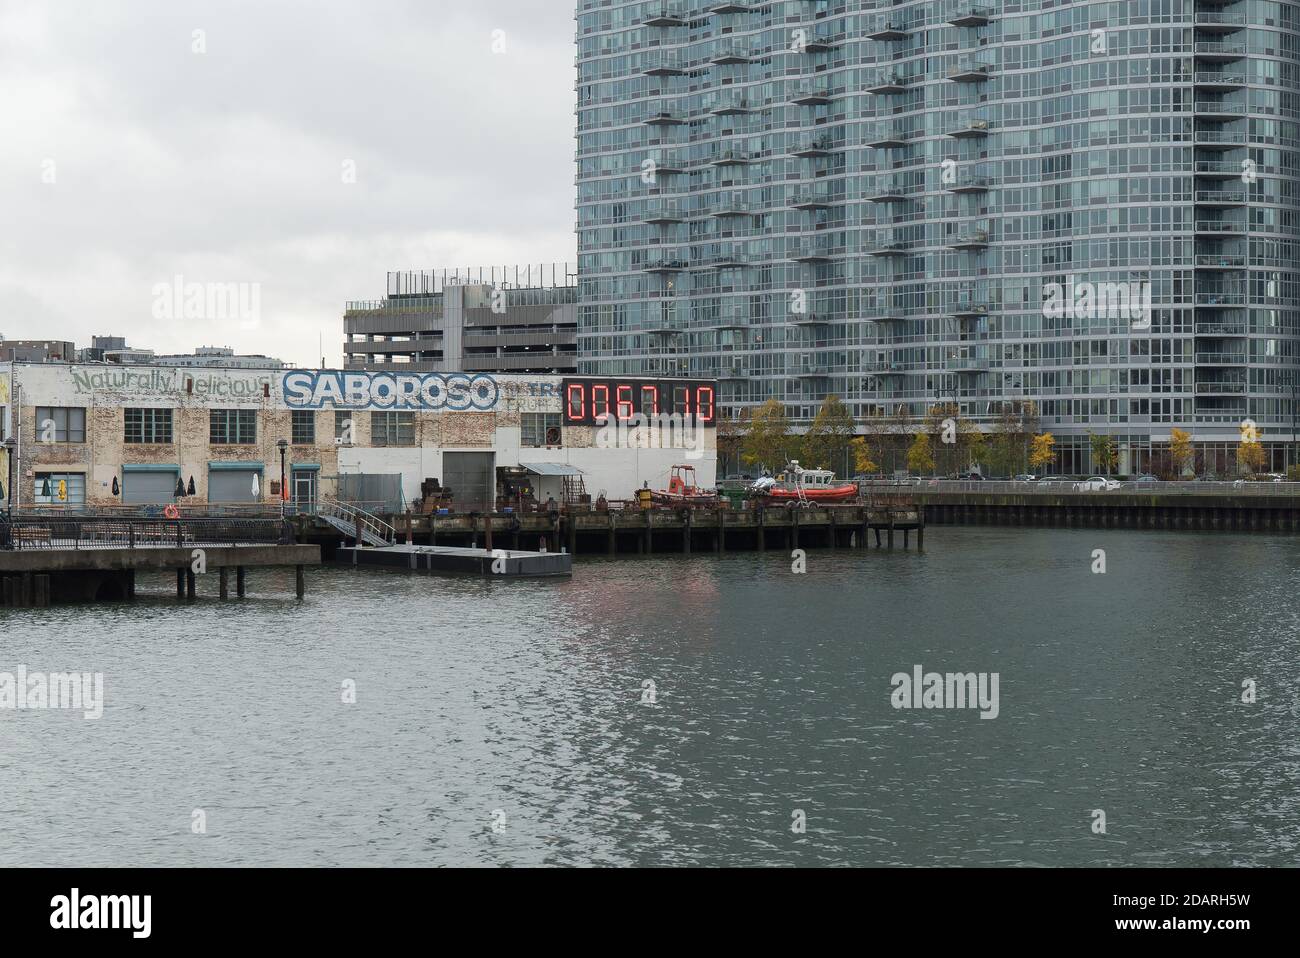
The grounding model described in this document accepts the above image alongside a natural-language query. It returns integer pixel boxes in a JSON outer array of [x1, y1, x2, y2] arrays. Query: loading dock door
[[442, 452, 495, 512], [208, 467, 263, 504], [122, 469, 178, 505]]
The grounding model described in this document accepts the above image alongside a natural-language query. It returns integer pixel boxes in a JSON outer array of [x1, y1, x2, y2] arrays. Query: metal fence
[[0, 516, 295, 551]]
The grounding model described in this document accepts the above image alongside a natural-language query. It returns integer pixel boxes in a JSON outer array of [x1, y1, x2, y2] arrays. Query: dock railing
[[0, 515, 294, 551], [855, 478, 1300, 496], [286, 499, 396, 545]]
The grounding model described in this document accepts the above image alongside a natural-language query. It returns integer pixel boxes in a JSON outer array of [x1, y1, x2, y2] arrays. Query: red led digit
[[592, 384, 610, 421], [566, 383, 585, 422], [641, 385, 659, 417], [696, 386, 715, 422], [616, 384, 634, 420]]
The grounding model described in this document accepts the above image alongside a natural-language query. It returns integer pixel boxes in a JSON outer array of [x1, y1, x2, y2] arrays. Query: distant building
[[345, 264, 577, 376], [0, 339, 76, 363], [153, 346, 285, 370], [78, 335, 128, 363]]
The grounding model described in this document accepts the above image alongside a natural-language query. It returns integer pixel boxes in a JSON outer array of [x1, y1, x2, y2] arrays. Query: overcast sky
[[0, 0, 576, 366]]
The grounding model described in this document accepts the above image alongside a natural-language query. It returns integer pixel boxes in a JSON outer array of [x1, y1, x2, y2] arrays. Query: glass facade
[[575, 0, 1300, 470]]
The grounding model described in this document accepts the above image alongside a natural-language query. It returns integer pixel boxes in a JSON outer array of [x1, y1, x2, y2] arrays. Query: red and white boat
[[650, 465, 720, 507], [751, 462, 859, 505]]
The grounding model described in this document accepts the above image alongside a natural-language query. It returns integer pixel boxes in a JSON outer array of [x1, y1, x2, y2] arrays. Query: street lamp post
[[2, 437, 15, 515], [277, 439, 289, 513]]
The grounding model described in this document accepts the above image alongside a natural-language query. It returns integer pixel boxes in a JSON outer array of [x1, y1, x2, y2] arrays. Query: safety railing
[[0, 516, 295, 551]]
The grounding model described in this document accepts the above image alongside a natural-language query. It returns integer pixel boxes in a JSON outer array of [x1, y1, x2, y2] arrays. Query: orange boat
[[650, 465, 720, 506], [752, 462, 858, 505]]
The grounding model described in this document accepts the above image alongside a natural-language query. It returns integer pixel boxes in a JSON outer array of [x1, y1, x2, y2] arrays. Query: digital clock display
[[561, 377, 716, 426]]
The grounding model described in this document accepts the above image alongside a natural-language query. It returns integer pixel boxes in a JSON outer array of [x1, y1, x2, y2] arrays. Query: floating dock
[[336, 543, 572, 578]]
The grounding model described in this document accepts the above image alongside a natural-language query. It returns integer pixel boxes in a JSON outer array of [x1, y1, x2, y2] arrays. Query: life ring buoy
[[163, 504, 180, 519]]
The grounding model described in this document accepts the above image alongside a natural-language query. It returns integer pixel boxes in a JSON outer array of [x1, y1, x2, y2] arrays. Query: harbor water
[[2, 527, 1298, 867]]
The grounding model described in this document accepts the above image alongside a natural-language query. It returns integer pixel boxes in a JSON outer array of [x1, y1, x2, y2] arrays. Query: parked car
[[1012, 474, 1038, 482], [1041, 475, 1070, 483], [1075, 476, 1120, 492], [1134, 474, 1158, 483]]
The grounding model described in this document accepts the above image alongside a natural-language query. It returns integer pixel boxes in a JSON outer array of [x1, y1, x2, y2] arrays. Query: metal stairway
[[310, 500, 395, 547]]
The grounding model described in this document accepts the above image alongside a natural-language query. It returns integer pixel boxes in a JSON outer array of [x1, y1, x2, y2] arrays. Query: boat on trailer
[[751, 461, 859, 506]]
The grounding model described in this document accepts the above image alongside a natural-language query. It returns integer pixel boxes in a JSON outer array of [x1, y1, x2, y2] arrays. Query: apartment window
[[521, 413, 562, 447], [291, 410, 315, 445], [125, 408, 173, 444], [35, 407, 87, 442], [371, 411, 414, 446], [34, 471, 86, 505], [210, 409, 257, 444], [335, 411, 355, 443]]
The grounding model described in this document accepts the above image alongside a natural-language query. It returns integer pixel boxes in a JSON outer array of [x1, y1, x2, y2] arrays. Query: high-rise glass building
[[575, 0, 1300, 474]]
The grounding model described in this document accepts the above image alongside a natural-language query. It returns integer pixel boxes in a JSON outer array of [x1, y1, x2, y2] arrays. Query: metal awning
[[520, 463, 584, 477]]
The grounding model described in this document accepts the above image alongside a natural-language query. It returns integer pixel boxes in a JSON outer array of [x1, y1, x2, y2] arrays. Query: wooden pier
[[0, 516, 321, 607], [297, 503, 924, 557]]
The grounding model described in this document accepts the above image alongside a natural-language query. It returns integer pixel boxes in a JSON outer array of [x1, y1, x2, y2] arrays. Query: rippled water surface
[[3, 527, 1299, 866]]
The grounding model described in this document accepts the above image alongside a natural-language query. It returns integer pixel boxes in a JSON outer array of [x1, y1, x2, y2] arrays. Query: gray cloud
[[0, 0, 576, 365]]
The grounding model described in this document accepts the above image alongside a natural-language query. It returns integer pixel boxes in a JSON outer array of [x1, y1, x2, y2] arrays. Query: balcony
[[868, 127, 911, 149], [1194, 188, 1248, 207], [710, 94, 752, 115], [1194, 11, 1248, 34], [643, 107, 685, 126], [643, 257, 686, 274], [1194, 159, 1244, 178], [1194, 40, 1247, 61], [1195, 219, 1246, 235], [948, 5, 994, 27], [790, 190, 833, 210], [867, 20, 909, 41], [716, 308, 749, 330], [1195, 352, 1249, 366], [710, 147, 754, 166], [695, 249, 749, 269], [947, 60, 992, 83], [1194, 253, 1247, 270], [709, 2, 751, 14], [789, 312, 830, 327], [718, 360, 749, 380], [1193, 128, 1248, 148], [792, 241, 834, 263], [1195, 290, 1246, 307], [641, 202, 686, 225], [1193, 71, 1247, 91], [947, 174, 992, 194], [800, 32, 842, 53], [867, 72, 911, 95], [868, 239, 910, 257], [646, 153, 686, 175], [796, 360, 831, 378], [864, 307, 907, 323], [709, 194, 751, 218], [645, 316, 685, 335], [1194, 99, 1247, 120], [639, 4, 686, 27], [790, 82, 834, 106], [947, 118, 990, 139], [710, 42, 753, 65], [952, 300, 990, 319], [868, 179, 912, 203], [867, 359, 906, 375], [945, 355, 989, 372], [1195, 380, 1247, 395], [642, 53, 684, 76], [791, 136, 836, 158], [1195, 321, 1248, 336], [949, 229, 991, 250]]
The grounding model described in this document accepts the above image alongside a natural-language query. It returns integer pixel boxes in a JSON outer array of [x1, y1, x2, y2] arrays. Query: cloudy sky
[[0, 0, 576, 366]]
